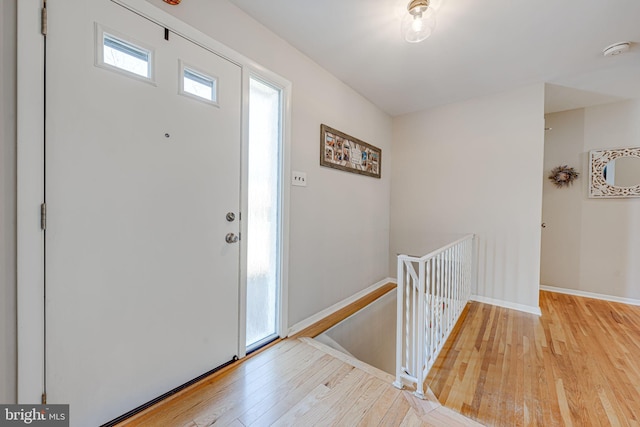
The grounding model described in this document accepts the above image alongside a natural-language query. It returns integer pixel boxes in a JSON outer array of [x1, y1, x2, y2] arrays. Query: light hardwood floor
[[118, 283, 480, 426], [427, 290, 640, 426], [118, 288, 640, 426], [119, 337, 480, 426]]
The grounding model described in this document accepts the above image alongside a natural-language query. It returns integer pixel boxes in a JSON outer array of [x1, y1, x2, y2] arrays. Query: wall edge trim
[[287, 277, 396, 337], [540, 285, 640, 307], [470, 295, 542, 316]]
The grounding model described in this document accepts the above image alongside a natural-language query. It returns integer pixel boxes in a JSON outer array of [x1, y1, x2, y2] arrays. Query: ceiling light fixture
[[402, 0, 437, 43]]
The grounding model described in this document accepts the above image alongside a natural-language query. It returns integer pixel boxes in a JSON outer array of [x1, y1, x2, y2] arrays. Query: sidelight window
[[246, 77, 283, 351]]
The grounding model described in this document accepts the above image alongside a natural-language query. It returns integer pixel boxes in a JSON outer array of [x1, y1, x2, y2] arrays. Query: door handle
[[225, 233, 239, 244]]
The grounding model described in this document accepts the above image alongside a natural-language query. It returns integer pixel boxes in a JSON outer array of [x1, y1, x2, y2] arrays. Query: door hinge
[[40, 203, 47, 230], [41, 392, 47, 404], [41, 2, 47, 36]]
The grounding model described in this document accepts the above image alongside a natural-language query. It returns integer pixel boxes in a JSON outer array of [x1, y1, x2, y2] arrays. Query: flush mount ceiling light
[[603, 42, 631, 57], [402, 0, 437, 43]]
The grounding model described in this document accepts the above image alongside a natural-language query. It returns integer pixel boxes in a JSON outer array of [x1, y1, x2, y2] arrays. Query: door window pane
[[246, 78, 281, 350], [102, 33, 151, 78], [182, 66, 218, 104]]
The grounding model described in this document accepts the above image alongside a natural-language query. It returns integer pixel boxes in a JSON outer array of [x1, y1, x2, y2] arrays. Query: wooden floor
[[427, 290, 640, 426], [118, 282, 480, 426], [119, 337, 481, 426], [118, 288, 640, 426]]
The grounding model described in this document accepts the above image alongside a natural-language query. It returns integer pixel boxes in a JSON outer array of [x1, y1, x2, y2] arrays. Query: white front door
[[45, 1, 242, 425]]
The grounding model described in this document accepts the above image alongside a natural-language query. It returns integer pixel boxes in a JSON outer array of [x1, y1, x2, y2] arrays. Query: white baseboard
[[540, 285, 640, 307], [287, 277, 396, 337], [470, 295, 542, 316]]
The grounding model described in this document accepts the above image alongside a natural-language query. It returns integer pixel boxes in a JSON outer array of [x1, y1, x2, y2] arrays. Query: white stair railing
[[393, 234, 474, 398]]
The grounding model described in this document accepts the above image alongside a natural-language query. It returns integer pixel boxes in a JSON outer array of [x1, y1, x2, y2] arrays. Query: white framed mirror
[[589, 147, 640, 198]]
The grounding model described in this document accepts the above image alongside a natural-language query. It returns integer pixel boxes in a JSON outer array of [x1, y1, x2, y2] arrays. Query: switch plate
[[292, 171, 307, 187]]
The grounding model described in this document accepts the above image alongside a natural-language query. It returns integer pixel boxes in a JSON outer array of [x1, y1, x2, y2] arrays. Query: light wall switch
[[292, 171, 307, 187]]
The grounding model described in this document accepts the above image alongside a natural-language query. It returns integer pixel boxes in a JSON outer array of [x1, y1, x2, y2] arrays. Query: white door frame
[[17, 0, 291, 403]]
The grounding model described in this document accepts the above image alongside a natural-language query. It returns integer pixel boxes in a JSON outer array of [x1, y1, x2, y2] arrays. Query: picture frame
[[320, 124, 382, 179]]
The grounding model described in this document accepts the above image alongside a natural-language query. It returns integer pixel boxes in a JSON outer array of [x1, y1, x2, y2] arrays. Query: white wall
[[144, 0, 393, 326], [321, 290, 396, 375], [1, 0, 17, 405], [542, 100, 640, 299], [391, 85, 545, 311]]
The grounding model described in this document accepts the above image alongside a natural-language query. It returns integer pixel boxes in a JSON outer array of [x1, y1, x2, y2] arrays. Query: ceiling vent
[[603, 42, 631, 57]]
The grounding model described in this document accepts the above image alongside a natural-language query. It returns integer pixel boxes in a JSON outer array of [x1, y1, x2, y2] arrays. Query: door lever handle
[[225, 233, 239, 244]]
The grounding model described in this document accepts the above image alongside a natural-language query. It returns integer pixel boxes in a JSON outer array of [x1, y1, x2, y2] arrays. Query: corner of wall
[[390, 84, 545, 311], [0, 0, 18, 405], [470, 295, 542, 316]]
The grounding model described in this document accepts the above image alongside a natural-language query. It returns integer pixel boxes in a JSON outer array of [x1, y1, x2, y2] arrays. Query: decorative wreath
[[548, 165, 579, 188]]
